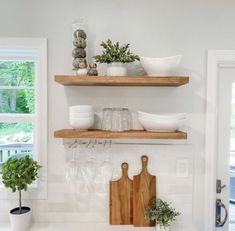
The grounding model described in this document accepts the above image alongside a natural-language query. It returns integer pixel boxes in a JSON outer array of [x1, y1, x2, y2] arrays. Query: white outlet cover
[[176, 158, 189, 178]]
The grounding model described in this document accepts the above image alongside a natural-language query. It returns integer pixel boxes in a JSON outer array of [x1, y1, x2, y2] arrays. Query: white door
[[216, 67, 235, 231]]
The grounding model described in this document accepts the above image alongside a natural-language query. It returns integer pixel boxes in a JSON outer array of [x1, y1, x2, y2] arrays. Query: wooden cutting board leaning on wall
[[109, 163, 133, 225], [133, 155, 156, 227]]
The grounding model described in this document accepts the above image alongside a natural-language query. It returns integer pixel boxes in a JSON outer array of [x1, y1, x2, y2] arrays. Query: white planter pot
[[156, 225, 170, 231], [10, 207, 32, 231], [107, 62, 127, 76]]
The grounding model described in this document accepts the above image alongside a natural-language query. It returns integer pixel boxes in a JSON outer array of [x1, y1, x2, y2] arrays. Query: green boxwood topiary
[[94, 39, 139, 64], [2, 155, 42, 214]]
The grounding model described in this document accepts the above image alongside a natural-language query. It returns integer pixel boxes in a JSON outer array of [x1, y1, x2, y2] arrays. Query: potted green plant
[[94, 39, 139, 76], [2, 155, 42, 231], [145, 199, 180, 231]]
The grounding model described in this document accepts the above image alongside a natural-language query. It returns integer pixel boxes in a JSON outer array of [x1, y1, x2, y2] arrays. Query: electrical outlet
[[176, 158, 189, 178]]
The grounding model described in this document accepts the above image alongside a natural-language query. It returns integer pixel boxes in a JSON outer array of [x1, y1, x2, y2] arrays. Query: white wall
[[1, 0, 235, 230]]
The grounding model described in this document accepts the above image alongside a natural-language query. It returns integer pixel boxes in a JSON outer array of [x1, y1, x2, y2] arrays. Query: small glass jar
[[101, 108, 112, 131], [111, 108, 123, 131], [121, 108, 132, 131]]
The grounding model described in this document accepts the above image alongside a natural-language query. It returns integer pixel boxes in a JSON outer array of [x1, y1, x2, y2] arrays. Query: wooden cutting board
[[133, 155, 156, 227], [109, 163, 133, 225]]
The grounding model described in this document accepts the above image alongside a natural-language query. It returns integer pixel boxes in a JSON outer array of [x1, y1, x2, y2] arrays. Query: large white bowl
[[69, 105, 94, 113], [70, 112, 94, 118], [70, 117, 94, 130], [140, 55, 182, 76], [138, 117, 185, 132], [138, 111, 186, 120]]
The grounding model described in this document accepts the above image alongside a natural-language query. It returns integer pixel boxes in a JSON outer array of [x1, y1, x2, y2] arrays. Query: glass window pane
[[0, 61, 35, 87], [0, 122, 33, 165], [0, 89, 35, 113]]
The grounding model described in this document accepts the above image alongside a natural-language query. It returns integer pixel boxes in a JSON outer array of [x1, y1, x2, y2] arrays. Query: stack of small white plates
[[137, 111, 186, 132], [69, 105, 94, 130]]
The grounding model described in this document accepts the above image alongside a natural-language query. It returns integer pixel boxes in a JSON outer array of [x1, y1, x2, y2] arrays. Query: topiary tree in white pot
[[2, 155, 42, 231]]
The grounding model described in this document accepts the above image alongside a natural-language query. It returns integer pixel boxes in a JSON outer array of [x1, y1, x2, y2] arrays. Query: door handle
[[216, 199, 228, 227]]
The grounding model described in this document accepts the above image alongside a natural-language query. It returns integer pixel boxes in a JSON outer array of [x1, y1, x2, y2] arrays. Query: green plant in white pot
[[2, 155, 42, 231], [94, 39, 139, 76], [145, 199, 180, 231]]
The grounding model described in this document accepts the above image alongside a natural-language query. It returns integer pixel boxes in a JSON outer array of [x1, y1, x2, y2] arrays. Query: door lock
[[216, 179, 226, 194]]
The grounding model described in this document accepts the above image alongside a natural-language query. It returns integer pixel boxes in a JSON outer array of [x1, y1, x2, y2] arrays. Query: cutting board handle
[[121, 163, 129, 178], [141, 155, 148, 172]]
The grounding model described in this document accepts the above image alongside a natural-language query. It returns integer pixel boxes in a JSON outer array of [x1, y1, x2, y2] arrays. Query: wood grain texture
[[55, 75, 189, 87], [133, 155, 156, 227], [54, 129, 187, 140], [110, 163, 133, 225]]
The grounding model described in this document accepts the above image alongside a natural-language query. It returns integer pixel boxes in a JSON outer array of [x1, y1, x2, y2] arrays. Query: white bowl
[[70, 116, 94, 120], [70, 117, 94, 130], [140, 55, 182, 76], [70, 112, 94, 117], [138, 117, 185, 132], [69, 105, 94, 113], [138, 111, 186, 120]]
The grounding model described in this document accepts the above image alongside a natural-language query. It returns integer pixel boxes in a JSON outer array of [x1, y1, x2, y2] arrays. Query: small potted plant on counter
[[145, 199, 180, 231], [94, 39, 139, 76], [2, 155, 42, 231]]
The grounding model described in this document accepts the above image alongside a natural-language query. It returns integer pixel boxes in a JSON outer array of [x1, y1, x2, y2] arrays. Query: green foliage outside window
[[0, 61, 35, 113]]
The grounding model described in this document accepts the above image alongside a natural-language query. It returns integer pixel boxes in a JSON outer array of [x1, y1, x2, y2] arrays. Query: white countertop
[[0, 223, 197, 231]]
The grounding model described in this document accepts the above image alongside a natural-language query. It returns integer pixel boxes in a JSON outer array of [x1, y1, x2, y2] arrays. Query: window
[[0, 38, 47, 199]]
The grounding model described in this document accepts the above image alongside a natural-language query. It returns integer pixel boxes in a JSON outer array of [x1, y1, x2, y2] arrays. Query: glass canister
[[71, 18, 88, 75]]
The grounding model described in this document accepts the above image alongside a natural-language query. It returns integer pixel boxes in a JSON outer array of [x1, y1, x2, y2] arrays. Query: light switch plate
[[176, 158, 189, 178]]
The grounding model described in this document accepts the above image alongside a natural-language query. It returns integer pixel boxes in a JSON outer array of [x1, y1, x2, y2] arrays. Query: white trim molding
[[205, 50, 235, 231], [0, 38, 47, 200]]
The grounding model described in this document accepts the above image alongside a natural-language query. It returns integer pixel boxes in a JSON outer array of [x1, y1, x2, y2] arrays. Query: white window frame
[[205, 50, 235, 231], [0, 38, 47, 199]]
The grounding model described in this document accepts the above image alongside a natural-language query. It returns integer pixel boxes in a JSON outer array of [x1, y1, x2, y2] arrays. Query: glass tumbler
[[122, 108, 132, 131], [111, 108, 123, 131], [101, 108, 112, 131]]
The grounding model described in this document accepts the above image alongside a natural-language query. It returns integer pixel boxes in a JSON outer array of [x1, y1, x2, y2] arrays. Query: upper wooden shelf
[[55, 75, 189, 87], [54, 129, 187, 140]]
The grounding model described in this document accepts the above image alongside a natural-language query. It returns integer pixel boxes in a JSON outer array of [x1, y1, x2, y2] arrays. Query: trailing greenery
[[145, 199, 180, 229], [94, 39, 139, 63], [2, 155, 42, 214]]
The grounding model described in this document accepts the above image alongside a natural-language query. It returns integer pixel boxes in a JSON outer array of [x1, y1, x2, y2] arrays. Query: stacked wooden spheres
[[72, 29, 87, 71]]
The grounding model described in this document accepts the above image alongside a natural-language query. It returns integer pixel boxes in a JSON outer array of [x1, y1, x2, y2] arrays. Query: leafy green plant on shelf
[[145, 199, 180, 230], [94, 39, 139, 63]]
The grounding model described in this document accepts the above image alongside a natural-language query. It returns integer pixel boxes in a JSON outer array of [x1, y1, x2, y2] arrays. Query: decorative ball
[[79, 62, 87, 69], [73, 37, 86, 48], [72, 48, 86, 58], [72, 59, 80, 69], [73, 29, 87, 39], [89, 63, 97, 68]]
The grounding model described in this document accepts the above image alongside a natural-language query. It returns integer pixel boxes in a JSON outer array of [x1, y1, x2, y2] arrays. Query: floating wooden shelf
[[54, 129, 187, 140], [55, 75, 189, 87]]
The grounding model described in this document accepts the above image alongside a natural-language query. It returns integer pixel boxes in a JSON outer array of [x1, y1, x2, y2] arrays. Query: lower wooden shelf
[[54, 129, 187, 140]]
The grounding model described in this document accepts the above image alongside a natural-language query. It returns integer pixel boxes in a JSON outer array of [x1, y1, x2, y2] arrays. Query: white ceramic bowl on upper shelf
[[140, 55, 182, 76]]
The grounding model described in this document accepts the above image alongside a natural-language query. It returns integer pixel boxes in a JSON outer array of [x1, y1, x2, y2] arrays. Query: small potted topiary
[[94, 39, 139, 76], [2, 155, 42, 231], [145, 199, 180, 231]]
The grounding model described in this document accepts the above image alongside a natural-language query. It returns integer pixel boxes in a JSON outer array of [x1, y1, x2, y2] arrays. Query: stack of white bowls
[[69, 105, 94, 130], [138, 111, 186, 132]]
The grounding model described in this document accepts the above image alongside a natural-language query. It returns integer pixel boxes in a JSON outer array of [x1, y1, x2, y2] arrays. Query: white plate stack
[[138, 111, 186, 132], [69, 105, 94, 130]]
